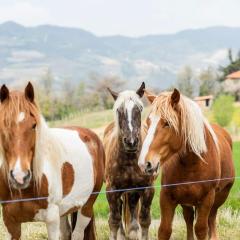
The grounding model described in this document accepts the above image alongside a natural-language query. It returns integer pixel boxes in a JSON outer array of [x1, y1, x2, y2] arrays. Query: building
[[194, 95, 214, 109], [225, 71, 240, 101], [226, 71, 240, 81]]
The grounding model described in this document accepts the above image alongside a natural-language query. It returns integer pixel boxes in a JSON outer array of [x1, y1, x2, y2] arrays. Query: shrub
[[212, 95, 235, 127]]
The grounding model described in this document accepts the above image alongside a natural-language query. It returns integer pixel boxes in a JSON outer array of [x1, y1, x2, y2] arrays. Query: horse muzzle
[[143, 161, 160, 176], [9, 169, 32, 189]]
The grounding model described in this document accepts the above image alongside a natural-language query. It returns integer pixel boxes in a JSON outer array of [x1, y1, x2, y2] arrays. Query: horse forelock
[[113, 90, 143, 131], [152, 92, 218, 158], [0, 91, 40, 133]]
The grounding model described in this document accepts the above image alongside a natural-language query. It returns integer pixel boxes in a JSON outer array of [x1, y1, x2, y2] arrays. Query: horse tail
[[123, 193, 130, 234], [83, 214, 96, 240]]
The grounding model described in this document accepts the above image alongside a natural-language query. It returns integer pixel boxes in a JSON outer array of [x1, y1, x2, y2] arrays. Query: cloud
[[0, 0, 239, 36], [0, 1, 51, 26]]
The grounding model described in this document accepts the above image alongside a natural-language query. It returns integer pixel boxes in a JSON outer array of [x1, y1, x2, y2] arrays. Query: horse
[[0, 82, 105, 240], [138, 89, 235, 240], [104, 82, 156, 240]]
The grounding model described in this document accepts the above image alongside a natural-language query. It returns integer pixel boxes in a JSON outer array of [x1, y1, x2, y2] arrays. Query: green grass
[[94, 142, 240, 219], [0, 107, 239, 239]]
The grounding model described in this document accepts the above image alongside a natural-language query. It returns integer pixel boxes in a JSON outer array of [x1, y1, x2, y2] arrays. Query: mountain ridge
[[0, 21, 239, 89]]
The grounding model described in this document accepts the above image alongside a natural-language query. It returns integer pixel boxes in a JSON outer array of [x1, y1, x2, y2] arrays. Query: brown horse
[[0, 83, 105, 240], [138, 89, 235, 240], [104, 82, 155, 240]]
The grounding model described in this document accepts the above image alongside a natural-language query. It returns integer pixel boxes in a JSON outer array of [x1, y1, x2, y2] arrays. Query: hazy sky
[[0, 0, 239, 36]]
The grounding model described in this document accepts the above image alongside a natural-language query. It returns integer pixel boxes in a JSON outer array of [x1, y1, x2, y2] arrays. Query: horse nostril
[[123, 137, 128, 144], [133, 138, 138, 147], [24, 170, 31, 182], [146, 161, 152, 171], [10, 170, 14, 179]]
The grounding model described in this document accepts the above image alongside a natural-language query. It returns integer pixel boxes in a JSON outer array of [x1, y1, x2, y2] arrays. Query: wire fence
[[0, 176, 239, 205]]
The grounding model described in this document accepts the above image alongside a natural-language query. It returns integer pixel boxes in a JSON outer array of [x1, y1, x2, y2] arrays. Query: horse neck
[[178, 126, 217, 165]]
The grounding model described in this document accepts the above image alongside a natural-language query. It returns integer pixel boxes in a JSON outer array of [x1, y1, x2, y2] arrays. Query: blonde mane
[[113, 90, 143, 132], [152, 92, 218, 158]]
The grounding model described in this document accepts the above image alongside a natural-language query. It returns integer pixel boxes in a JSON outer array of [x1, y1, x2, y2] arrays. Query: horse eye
[[32, 123, 37, 129], [163, 122, 169, 128]]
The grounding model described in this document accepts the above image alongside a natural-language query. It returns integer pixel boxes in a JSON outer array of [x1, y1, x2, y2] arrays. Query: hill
[[0, 21, 240, 89]]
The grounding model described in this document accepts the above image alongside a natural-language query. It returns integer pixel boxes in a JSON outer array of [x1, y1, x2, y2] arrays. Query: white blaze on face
[[138, 114, 160, 166], [17, 112, 25, 123], [126, 100, 135, 133], [12, 157, 25, 184]]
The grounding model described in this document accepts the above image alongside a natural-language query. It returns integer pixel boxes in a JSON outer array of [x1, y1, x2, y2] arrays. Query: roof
[[226, 71, 240, 79], [194, 95, 214, 101]]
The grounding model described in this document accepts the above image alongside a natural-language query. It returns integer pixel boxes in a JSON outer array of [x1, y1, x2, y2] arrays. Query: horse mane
[[34, 116, 66, 188], [152, 92, 218, 158], [113, 90, 143, 132]]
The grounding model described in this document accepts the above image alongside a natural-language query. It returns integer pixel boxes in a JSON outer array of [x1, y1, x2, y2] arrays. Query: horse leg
[[208, 184, 232, 240], [60, 216, 71, 240], [139, 188, 155, 240], [2, 206, 21, 240], [35, 203, 61, 240], [126, 192, 141, 240], [182, 205, 195, 240], [106, 191, 125, 240], [195, 190, 215, 240], [158, 190, 177, 240]]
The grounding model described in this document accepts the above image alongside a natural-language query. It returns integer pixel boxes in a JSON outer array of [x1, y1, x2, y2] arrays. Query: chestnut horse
[[104, 82, 155, 240], [138, 89, 235, 240], [0, 83, 105, 240]]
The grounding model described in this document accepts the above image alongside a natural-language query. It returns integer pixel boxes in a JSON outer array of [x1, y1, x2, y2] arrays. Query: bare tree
[[88, 72, 126, 109], [177, 66, 195, 98]]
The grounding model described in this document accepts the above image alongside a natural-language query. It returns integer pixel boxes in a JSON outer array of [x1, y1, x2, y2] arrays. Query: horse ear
[[25, 82, 35, 102], [107, 87, 118, 100], [144, 89, 156, 103], [0, 84, 9, 103], [171, 88, 180, 107], [136, 82, 145, 98]]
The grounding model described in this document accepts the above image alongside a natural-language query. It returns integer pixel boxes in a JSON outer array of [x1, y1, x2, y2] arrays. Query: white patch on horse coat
[[72, 211, 91, 240], [34, 122, 94, 216], [126, 100, 135, 133], [34, 203, 60, 240], [12, 157, 25, 184], [54, 129, 94, 215], [17, 112, 25, 123], [138, 114, 160, 166]]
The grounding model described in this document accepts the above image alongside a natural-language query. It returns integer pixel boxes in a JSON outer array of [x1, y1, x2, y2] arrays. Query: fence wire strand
[[0, 176, 239, 204]]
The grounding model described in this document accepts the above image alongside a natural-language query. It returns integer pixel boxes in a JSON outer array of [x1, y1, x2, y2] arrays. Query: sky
[[0, 0, 239, 37]]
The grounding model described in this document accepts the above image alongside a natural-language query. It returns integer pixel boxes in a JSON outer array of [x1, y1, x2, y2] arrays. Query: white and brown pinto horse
[[0, 83, 105, 240], [138, 89, 235, 240]]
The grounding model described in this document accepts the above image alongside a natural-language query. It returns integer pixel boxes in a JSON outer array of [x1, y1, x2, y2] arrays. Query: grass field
[[0, 108, 240, 239]]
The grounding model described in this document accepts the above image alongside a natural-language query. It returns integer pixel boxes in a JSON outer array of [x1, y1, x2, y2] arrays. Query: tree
[[219, 48, 240, 81], [88, 72, 126, 109], [212, 95, 235, 127], [177, 66, 195, 98], [42, 68, 54, 96], [199, 67, 219, 96]]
